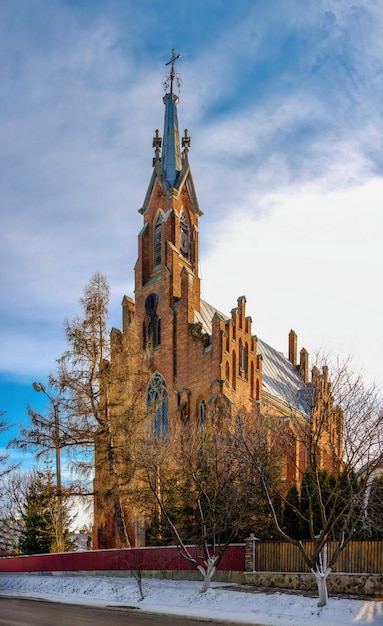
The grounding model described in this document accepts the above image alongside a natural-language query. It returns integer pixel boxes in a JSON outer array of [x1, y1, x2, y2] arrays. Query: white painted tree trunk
[[197, 557, 218, 593], [313, 567, 331, 607], [311, 543, 332, 607]]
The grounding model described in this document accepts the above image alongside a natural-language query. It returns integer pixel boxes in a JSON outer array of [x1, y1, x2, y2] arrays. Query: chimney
[[299, 348, 309, 384], [288, 329, 297, 366], [122, 295, 135, 333]]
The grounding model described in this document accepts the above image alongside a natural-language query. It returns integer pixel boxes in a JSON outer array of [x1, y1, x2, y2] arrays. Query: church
[[93, 53, 343, 549]]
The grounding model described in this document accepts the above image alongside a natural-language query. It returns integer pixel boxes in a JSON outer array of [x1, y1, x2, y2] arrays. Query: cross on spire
[[164, 49, 181, 94]]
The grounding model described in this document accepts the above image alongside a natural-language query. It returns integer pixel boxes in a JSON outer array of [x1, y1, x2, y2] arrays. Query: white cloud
[[200, 176, 383, 387], [1, 0, 382, 395]]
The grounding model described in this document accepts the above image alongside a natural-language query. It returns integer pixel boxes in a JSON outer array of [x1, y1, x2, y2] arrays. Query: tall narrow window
[[239, 340, 243, 374], [144, 293, 161, 349], [154, 317, 161, 347], [225, 329, 230, 353], [146, 372, 168, 438], [199, 399, 207, 426], [232, 351, 237, 390], [240, 341, 248, 378], [154, 211, 163, 267], [180, 210, 190, 260], [225, 361, 230, 385], [144, 317, 161, 349]]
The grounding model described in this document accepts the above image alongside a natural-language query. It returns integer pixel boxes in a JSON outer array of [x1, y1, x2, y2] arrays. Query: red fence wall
[[0, 545, 245, 574]]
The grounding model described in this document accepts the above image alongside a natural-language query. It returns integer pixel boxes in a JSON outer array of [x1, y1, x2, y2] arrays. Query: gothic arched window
[[225, 361, 230, 385], [146, 372, 168, 438], [225, 328, 230, 353], [256, 378, 260, 401], [198, 399, 207, 426], [240, 341, 248, 378], [232, 350, 237, 390], [144, 293, 161, 349], [153, 211, 164, 267], [145, 316, 161, 349], [180, 210, 190, 259]]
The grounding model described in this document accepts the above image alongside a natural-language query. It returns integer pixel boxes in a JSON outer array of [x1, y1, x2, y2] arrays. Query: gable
[[195, 299, 312, 416]]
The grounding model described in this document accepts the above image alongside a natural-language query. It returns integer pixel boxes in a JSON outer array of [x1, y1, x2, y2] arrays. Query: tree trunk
[[135, 568, 144, 601], [311, 541, 332, 607], [197, 557, 218, 593], [312, 566, 332, 607]]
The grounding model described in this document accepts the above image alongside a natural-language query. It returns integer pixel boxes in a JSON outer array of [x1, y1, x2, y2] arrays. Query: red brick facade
[[92, 79, 343, 549]]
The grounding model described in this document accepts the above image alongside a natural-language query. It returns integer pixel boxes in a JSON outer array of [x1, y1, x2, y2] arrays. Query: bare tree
[[90, 318, 150, 600], [0, 469, 27, 554], [241, 357, 383, 607], [133, 412, 270, 593], [0, 411, 20, 549], [55, 271, 111, 452], [0, 470, 29, 522], [0, 411, 18, 477], [10, 273, 111, 491], [8, 380, 95, 553]]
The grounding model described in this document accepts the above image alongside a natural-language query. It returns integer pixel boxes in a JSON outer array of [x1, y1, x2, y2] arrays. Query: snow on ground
[[0, 574, 382, 626]]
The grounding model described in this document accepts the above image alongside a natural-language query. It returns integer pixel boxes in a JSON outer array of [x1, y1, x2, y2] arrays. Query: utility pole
[[32, 381, 64, 552]]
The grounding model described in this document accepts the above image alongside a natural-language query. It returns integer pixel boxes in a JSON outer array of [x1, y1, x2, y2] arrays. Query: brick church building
[[93, 54, 343, 549]]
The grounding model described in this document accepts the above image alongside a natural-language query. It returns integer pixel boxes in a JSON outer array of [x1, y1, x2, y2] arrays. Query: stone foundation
[[244, 571, 383, 598]]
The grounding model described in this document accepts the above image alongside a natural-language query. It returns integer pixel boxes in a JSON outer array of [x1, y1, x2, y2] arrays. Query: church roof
[[140, 51, 203, 216], [257, 338, 314, 416], [195, 299, 313, 417], [195, 299, 228, 332], [162, 93, 182, 187]]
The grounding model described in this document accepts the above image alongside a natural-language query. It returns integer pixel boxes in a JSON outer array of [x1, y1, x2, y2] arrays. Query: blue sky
[[1, 0, 382, 471]]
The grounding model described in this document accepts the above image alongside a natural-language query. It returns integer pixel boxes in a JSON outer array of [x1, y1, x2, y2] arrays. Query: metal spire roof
[[161, 50, 182, 187]]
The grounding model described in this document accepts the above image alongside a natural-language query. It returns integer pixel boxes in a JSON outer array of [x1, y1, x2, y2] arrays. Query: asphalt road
[[0, 597, 243, 626]]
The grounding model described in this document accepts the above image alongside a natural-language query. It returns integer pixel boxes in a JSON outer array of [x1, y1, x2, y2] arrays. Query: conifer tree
[[56, 271, 111, 453], [9, 274, 111, 532], [54, 274, 147, 597], [282, 482, 302, 539], [19, 468, 73, 555]]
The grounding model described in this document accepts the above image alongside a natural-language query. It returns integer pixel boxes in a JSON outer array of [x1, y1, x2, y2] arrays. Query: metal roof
[[194, 299, 228, 334], [162, 93, 182, 187], [257, 338, 314, 416], [195, 300, 313, 416]]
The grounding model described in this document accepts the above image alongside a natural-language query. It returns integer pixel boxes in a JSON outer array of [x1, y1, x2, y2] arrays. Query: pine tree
[[282, 482, 302, 539], [19, 469, 73, 555]]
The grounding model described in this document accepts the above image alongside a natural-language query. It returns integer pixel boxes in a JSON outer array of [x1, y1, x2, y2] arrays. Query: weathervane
[[163, 48, 182, 94]]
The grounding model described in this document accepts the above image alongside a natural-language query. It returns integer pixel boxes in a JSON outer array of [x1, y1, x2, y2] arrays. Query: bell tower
[[134, 50, 202, 331]]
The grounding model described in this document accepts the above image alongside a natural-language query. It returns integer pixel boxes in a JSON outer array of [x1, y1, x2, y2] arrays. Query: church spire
[[161, 50, 182, 187]]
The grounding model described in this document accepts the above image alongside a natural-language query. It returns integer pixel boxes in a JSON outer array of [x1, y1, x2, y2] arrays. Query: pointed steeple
[[162, 50, 182, 187], [141, 51, 201, 217]]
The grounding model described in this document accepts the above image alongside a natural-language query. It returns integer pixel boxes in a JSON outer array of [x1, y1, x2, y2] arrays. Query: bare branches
[[130, 415, 270, 592], [0, 411, 19, 479], [240, 354, 383, 606], [56, 272, 111, 435]]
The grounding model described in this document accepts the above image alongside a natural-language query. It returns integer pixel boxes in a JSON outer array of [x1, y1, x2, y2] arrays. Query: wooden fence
[[253, 540, 383, 573]]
